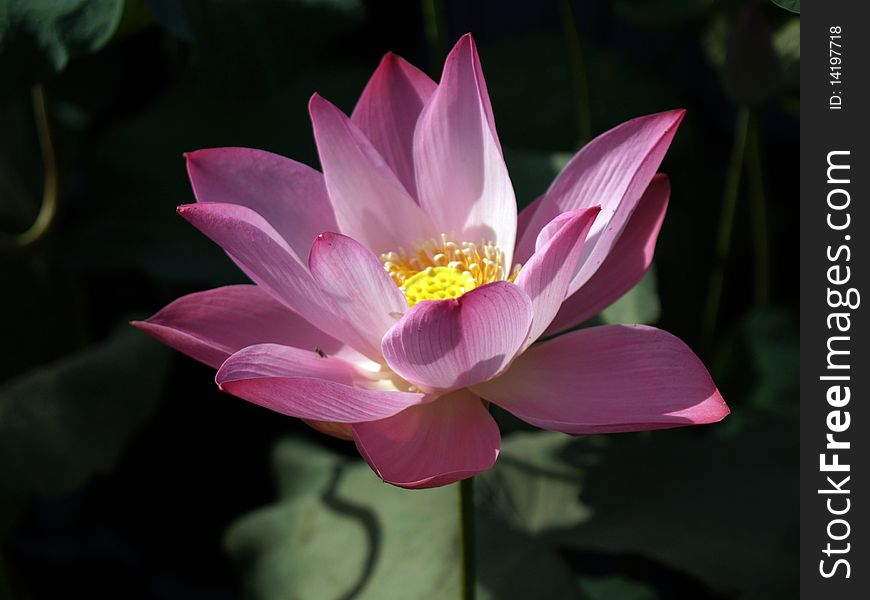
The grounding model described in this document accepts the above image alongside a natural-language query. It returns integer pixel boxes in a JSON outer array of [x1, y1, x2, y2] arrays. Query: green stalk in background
[[459, 477, 476, 600], [0, 86, 58, 252], [745, 112, 770, 308], [559, 0, 592, 145], [702, 107, 750, 353]]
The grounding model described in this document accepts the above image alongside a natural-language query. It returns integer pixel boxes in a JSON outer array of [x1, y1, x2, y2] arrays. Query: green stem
[[459, 477, 476, 600], [745, 112, 770, 307], [422, 0, 447, 75], [559, 0, 592, 144], [701, 106, 750, 352], [0, 86, 59, 252]]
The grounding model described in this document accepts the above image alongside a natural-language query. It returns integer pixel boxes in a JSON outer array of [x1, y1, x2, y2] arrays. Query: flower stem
[[745, 112, 770, 308], [0, 86, 59, 252], [559, 0, 592, 145], [422, 0, 447, 74], [459, 477, 476, 600], [701, 106, 750, 353]]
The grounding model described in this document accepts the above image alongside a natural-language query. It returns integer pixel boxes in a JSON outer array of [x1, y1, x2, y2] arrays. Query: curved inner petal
[[310, 93, 436, 255], [381, 281, 533, 393], [351, 52, 437, 201], [413, 34, 517, 264]]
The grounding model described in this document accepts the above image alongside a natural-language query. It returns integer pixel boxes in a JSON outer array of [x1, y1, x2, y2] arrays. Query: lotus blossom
[[133, 34, 728, 489]]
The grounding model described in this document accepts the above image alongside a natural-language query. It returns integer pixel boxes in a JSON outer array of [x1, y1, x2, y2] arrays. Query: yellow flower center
[[381, 234, 520, 307]]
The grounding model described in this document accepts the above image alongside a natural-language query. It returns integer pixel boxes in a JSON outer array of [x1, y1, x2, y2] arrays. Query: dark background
[[0, 0, 799, 598]]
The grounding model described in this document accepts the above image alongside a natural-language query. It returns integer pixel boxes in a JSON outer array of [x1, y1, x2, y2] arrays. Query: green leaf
[[770, 0, 800, 14], [773, 17, 800, 64], [478, 431, 588, 535], [0, 0, 124, 96], [0, 326, 169, 497], [475, 432, 586, 599], [479, 427, 796, 598], [600, 266, 661, 325], [773, 17, 800, 93], [710, 307, 799, 433], [579, 575, 660, 600], [227, 422, 797, 600], [554, 426, 798, 599], [225, 436, 581, 600], [476, 511, 579, 600], [742, 309, 799, 416], [225, 438, 462, 600]]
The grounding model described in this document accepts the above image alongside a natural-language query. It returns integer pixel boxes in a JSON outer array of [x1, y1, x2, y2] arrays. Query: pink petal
[[351, 52, 437, 201], [185, 148, 336, 260], [514, 110, 684, 294], [177, 202, 374, 356], [352, 389, 500, 488], [216, 343, 424, 422], [131, 285, 343, 369], [309, 93, 435, 255], [545, 174, 670, 334], [308, 232, 408, 358], [514, 207, 600, 349], [381, 281, 532, 393], [474, 324, 729, 434], [413, 33, 516, 261]]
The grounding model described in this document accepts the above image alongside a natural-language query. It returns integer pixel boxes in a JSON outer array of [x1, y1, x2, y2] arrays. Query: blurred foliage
[[601, 268, 661, 325], [226, 421, 797, 599], [613, 0, 713, 29], [0, 327, 169, 497], [0, 0, 124, 97], [579, 576, 658, 600], [225, 436, 580, 599], [147, 0, 364, 96], [224, 439, 463, 599], [0, 0, 798, 598], [723, 5, 781, 106], [770, 0, 799, 14]]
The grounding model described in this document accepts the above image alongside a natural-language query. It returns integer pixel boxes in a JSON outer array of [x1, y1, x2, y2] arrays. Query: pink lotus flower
[[134, 34, 728, 489]]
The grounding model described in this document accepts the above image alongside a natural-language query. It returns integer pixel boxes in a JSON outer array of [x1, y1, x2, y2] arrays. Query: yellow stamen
[[381, 234, 521, 306]]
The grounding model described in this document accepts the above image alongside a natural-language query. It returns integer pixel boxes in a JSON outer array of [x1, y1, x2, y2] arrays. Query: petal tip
[[307, 231, 335, 266], [129, 319, 150, 332], [176, 204, 195, 217], [668, 108, 687, 125], [308, 92, 328, 114], [448, 32, 477, 59], [316, 231, 336, 242], [183, 148, 213, 165], [714, 394, 731, 420]]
